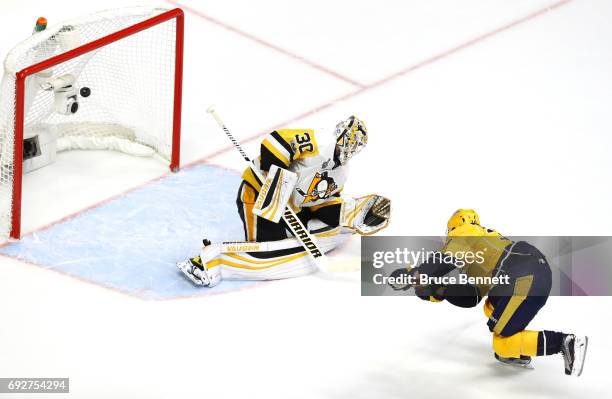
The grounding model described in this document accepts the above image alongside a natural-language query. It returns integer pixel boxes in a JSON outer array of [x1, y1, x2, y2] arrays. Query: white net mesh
[[0, 7, 179, 239]]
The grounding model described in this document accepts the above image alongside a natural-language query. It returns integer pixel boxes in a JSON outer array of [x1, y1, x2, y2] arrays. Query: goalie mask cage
[[0, 7, 184, 239]]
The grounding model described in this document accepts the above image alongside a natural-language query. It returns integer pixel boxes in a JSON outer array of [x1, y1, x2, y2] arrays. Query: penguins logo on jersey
[[296, 171, 338, 204]]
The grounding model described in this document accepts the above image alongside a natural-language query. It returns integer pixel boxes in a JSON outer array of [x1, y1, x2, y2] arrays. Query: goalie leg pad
[[178, 230, 347, 285], [219, 231, 346, 280]]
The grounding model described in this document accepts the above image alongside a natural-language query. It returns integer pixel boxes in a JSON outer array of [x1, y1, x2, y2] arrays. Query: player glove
[[388, 267, 415, 291]]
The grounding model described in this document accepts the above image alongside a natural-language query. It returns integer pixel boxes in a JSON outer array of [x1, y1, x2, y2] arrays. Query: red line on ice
[[165, 0, 366, 88], [198, 0, 574, 158]]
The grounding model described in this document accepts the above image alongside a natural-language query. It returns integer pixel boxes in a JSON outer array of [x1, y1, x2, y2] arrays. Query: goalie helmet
[[447, 209, 480, 233], [334, 115, 367, 165]]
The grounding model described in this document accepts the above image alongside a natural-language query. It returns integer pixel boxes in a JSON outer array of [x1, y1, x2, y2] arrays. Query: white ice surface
[[0, 0, 611, 397]]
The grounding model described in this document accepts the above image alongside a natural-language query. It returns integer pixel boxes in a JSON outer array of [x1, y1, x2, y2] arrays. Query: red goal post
[[1, 7, 184, 239]]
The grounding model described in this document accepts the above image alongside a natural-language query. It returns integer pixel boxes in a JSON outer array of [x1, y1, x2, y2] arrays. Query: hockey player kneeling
[[389, 209, 587, 377], [178, 116, 390, 286]]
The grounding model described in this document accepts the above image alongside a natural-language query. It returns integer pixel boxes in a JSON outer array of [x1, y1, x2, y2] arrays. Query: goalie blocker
[[252, 164, 298, 223], [177, 194, 391, 286]]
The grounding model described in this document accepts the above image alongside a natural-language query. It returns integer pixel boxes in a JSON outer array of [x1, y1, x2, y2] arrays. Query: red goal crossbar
[[10, 8, 184, 239]]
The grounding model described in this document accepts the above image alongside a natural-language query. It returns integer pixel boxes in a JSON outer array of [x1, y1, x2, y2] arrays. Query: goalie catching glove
[[342, 194, 391, 235]]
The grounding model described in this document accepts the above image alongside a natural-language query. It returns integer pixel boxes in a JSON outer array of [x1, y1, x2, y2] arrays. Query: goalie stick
[[206, 106, 329, 272]]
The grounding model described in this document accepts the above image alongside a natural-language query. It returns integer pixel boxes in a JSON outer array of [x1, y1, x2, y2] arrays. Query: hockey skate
[[561, 334, 588, 376], [176, 239, 222, 287], [494, 353, 534, 370]]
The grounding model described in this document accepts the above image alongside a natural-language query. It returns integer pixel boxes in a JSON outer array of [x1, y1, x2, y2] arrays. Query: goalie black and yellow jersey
[[242, 129, 348, 209]]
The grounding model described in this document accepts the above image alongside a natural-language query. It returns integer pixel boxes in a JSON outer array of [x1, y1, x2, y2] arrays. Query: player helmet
[[447, 209, 480, 233], [334, 115, 367, 165]]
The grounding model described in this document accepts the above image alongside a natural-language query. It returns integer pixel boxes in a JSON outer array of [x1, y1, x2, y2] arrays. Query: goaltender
[[389, 209, 588, 376]]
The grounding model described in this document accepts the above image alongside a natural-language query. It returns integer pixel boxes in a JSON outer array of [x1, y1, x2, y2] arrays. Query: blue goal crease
[[0, 164, 261, 299]]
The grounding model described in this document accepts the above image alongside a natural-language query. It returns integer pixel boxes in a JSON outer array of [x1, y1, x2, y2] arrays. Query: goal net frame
[[5, 8, 184, 239]]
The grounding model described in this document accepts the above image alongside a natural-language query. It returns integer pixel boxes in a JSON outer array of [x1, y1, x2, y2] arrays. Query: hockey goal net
[[0, 7, 184, 239]]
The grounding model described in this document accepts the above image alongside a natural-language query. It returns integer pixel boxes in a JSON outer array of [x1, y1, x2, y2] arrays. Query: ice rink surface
[[0, 0, 611, 397]]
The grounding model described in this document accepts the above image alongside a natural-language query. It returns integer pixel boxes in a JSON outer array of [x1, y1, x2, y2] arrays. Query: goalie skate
[[177, 256, 208, 286], [176, 239, 222, 287]]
